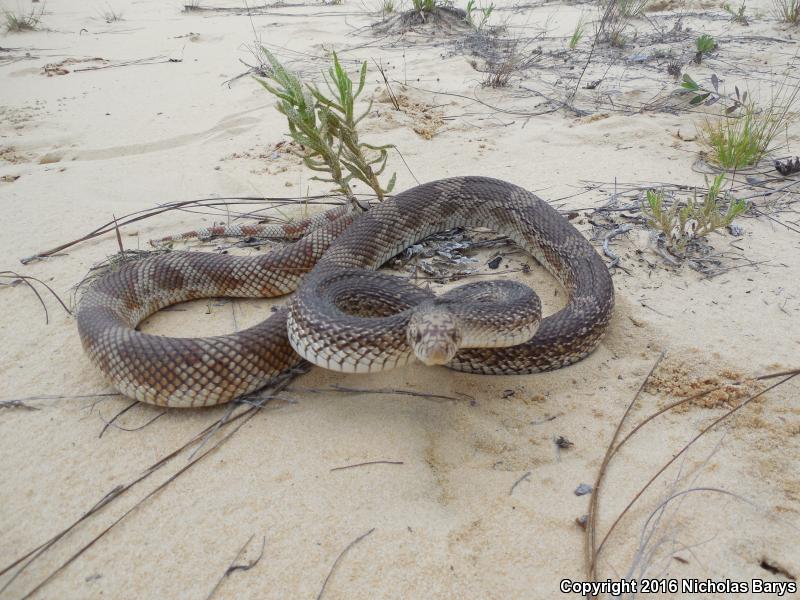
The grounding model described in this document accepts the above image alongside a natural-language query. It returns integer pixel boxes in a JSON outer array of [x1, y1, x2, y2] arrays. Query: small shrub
[[616, 0, 649, 15], [699, 81, 799, 169], [382, 0, 395, 13], [256, 49, 395, 200], [100, 4, 123, 22], [642, 174, 747, 254]]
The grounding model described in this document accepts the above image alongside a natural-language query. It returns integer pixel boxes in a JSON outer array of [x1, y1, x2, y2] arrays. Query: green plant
[[679, 73, 742, 110], [699, 106, 767, 168], [382, 0, 395, 13], [772, 0, 800, 22], [696, 34, 716, 53], [255, 49, 395, 201], [411, 0, 438, 12], [722, 1, 748, 24], [694, 34, 716, 63], [642, 175, 747, 254], [465, 0, 494, 30], [3, 4, 45, 32], [568, 18, 585, 49], [698, 80, 799, 169]]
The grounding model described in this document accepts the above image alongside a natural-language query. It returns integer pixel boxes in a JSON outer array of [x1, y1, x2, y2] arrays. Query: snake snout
[[407, 306, 463, 366]]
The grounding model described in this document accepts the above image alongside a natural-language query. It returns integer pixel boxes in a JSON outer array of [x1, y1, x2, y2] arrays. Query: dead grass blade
[[18, 194, 358, 265], [204, 534, 266, 600], [586, 361, 800, 587], [0, 372, 299, 597], [0, 271, 72, 324], [316, 528, 376, 600]]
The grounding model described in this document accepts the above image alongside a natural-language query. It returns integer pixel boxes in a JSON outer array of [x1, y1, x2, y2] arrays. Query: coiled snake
[[77, 177, 614, 407]]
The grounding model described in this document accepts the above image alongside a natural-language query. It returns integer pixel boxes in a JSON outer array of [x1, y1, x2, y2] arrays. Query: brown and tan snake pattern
[[77, 177, 614, 407]]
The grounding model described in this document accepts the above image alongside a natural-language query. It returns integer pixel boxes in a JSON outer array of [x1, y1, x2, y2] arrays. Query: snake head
[[407, 304, 462, 366]]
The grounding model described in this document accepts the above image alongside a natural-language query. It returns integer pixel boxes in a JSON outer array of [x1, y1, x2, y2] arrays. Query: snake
[[76, 177, 614, 408]]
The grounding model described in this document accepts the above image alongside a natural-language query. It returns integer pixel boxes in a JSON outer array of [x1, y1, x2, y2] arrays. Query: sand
[[1, 0, 799, 598]]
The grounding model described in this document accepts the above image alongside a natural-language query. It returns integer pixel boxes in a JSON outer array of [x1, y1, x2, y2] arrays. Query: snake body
[[77, 177, 614, 407]]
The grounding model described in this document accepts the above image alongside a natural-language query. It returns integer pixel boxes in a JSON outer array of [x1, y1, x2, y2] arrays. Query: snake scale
[[77, 177, 614, 407]]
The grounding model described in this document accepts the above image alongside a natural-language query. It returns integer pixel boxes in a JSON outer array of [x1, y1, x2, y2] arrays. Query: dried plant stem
[[0, 374, 298, 597], [316, 528, 375, 600], [586, 362, 800, 586]]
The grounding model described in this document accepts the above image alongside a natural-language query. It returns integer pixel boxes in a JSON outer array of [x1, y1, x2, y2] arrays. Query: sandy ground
[[1, 0, 799, 598]]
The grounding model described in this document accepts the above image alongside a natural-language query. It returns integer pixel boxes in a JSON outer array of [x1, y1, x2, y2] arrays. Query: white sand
[[1, 0, 799, 598]]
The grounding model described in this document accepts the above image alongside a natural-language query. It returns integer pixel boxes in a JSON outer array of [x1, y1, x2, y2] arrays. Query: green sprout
[[411, 0, 438, 12], [569, 18, 585, 49], [694, 34, 716, 63], [465, 0, 494, 30], [722, 1, 748, 24]]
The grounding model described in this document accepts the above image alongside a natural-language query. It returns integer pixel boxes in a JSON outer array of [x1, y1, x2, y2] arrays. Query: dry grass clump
[[471, 35, 541, 88], [772, 0, 800, 22], [389, 4, 468, 29], [597, 0, 650, 47], [3, 4, 45, 32], [99, 4, 124, 23]]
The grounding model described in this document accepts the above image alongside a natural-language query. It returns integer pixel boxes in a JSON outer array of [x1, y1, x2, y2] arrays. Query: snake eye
[[414, 332, 423, 343]]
